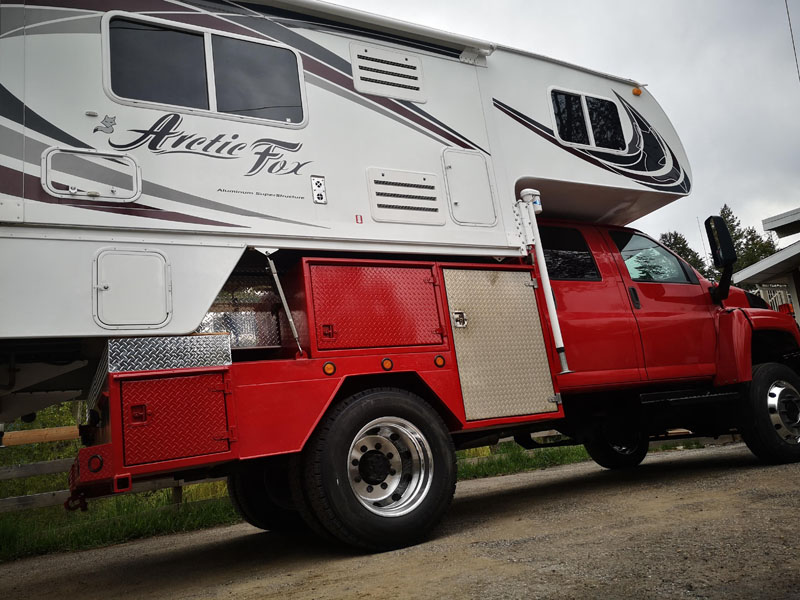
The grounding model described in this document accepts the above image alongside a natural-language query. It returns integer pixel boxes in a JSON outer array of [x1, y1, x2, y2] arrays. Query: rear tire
[[297, 388, 456, 550], [584, 428, 649, 469], [227, 457, 306, 533], [740, 363, 800, 464]]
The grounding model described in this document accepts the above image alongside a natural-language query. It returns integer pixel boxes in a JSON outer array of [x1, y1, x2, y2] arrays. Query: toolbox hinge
[[214, 426, 237, 442], [212, 379, 233, 395], [548, 393, 562, 405]]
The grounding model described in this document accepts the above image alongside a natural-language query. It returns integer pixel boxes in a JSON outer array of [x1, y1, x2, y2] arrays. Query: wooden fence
[[0, 427, 222, 513]]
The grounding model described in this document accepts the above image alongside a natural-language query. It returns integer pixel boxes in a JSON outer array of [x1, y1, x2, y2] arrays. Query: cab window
[[610, 231, 693, 284], [540, 227, 601, 281]]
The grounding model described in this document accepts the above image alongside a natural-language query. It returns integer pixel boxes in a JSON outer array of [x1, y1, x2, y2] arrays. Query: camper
[[1, 0, 799, 550]]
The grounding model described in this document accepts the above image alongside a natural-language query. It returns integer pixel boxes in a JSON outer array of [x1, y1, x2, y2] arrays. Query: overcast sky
[[333, 0, 800, 255]]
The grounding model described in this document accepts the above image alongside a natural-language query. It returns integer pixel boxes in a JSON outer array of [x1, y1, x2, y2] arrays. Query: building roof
[[763, 207, 800, 239], [733, 239, 800, 284]]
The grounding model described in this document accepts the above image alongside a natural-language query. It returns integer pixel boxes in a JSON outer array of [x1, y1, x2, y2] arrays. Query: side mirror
[[704, 216, 737, 268], [704, 216, 737, 303]]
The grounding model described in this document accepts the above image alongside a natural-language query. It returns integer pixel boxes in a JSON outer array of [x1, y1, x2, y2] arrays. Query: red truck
[[67, 215, 800, 550]]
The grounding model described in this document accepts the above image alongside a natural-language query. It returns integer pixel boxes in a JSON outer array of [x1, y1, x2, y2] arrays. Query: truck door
[[605, 229, 716, 380], [540, 225, 645, 389]]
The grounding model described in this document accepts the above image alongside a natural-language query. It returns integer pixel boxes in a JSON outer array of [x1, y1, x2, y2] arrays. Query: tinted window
[[610, 232, 691, 284], [212, 36, 303, 123], [551, 91, 589, 145], [586, 97, 625, 150], [110, 18, 208, 109], [540, 227, 600, 281]]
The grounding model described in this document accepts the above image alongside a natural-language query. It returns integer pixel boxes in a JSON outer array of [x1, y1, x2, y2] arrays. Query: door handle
[[629, 287, 641, 309]]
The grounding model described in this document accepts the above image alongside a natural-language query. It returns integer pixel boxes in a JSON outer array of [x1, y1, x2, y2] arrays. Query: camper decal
[[109, 114, 311, 177], [492, 95, 690, 195], [93, 115, 116, 135]]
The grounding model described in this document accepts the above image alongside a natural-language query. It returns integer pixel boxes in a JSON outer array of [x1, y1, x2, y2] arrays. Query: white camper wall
[[16, 8, 517, 256], [479, 48, 692, 225], [0, 2, 24, 225]]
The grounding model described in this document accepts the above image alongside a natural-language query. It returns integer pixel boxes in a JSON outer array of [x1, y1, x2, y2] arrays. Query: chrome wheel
[[347, 417, 434, 517], [767, 380, 800, 444], [610, 443, 640, 455]]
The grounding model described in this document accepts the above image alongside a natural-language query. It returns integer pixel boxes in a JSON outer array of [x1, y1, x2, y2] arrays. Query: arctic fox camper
[[2, 0, 799, 550]]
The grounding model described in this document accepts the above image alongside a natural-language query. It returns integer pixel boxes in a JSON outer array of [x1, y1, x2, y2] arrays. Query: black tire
[[740, 362, 800, 464], [584, 428, 649, 469], [227, 457, 307, 533], [298, 388, 457, 551]]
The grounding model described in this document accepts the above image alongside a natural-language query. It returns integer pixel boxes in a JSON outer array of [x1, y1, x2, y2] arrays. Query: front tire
[[584, 428, 649, 469], [297, 388, 456, 550], [740, 362, 800, 464]]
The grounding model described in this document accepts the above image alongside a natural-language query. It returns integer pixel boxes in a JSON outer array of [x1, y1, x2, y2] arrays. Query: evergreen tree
[[659, 231, 713, 278], [718, 204, 778, 272]]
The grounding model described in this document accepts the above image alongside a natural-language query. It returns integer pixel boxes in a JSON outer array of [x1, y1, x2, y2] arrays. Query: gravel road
[[3, 443, 800, 600]]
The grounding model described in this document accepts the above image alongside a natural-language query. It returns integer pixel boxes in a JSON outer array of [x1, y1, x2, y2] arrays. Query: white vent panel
[[350, 43, 425, 103], [367, 168, 445, 225]]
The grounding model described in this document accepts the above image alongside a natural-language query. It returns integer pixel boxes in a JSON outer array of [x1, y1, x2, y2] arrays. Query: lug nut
[[387, 452, 393, 459], [360, 445, 368, 452], [389, 469, 396, 475], [366, 485, 374, 493], [354, 477, 361, 483], [375, 443, 382, 450], [381, 483, 388, 490], [352, 459, 359, 466]]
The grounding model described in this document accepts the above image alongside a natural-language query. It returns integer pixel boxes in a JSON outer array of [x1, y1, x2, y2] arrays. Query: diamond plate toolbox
[[442, 269, 557, 420], [310, 264, 443, 350], [195, 275, 281, 348], [121, 373, 229, 466], [108, 335, 231, 373]]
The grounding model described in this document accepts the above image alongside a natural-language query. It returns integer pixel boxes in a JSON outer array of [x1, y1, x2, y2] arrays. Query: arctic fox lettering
[[109, 113, 310, 176]]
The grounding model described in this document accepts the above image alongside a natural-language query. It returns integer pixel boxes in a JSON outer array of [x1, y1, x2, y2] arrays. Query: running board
[[639, 390, 740, 407]]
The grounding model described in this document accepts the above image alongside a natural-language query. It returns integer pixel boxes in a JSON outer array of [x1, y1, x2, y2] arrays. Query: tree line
[[658, 204, 778, 280]]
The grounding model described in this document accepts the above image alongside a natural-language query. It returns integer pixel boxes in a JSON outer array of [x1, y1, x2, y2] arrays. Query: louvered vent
[[350, 43, 426, 103], [367, 168, 444, 225]]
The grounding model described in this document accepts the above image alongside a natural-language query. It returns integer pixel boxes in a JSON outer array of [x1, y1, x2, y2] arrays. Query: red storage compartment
[[121, 373, 230, 466], [310, 264, 443, 350]]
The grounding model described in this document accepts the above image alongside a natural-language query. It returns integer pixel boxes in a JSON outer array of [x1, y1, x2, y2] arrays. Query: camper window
[[551, 91, 590, 145], [586, 97, 625, 150], [107, 15, 304, 126], [212, 36, 303, 123], [109, 19, 209, 110], [540, 227, 601, 281], [550, 90, 625, 152]]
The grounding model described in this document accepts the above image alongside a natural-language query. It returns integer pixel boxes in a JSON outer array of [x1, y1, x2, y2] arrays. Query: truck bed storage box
[[309, 264, 443, 350], [121, 373, 229, 466], [443, 269, 557, 420]]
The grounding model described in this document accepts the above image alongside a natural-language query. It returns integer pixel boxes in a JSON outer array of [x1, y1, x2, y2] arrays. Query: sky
[[332, 0, 800, 256]]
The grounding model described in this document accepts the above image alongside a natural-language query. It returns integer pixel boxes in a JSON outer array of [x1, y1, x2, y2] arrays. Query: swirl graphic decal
[[493, 93, 690, 195]]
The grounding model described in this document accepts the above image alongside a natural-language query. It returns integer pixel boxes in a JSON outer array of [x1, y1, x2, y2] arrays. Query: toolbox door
[[121, 373, 230, 466], [442, 268, 558, 421]]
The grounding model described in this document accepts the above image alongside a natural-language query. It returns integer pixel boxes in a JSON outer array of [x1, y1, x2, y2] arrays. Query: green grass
[[0, 404, 239, 562], [0, 481, 238, 562], [458, 442, 590, 480]]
